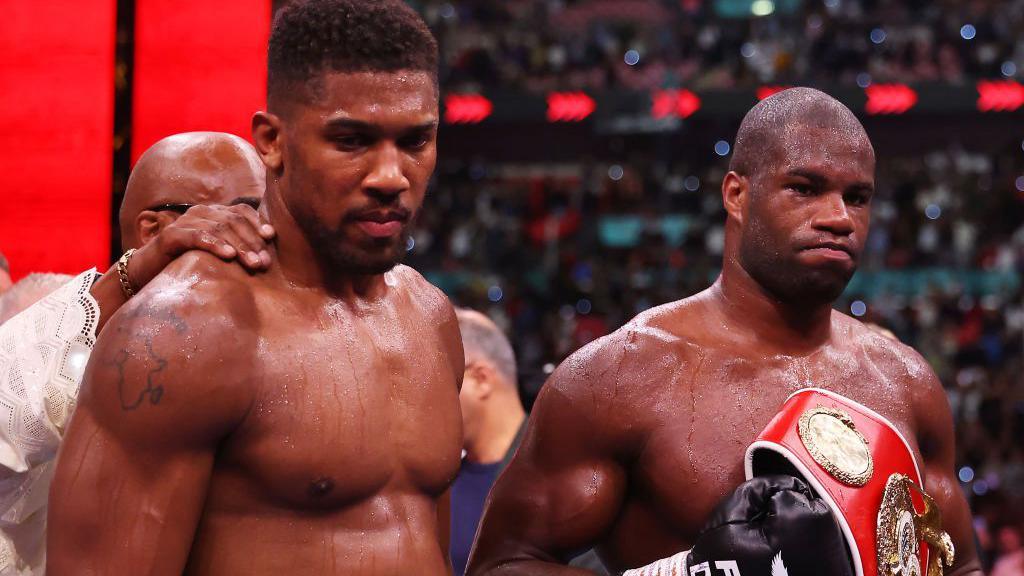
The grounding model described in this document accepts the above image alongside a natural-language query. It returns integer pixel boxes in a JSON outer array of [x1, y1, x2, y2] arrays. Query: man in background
[[453, 308, 608, 575], [0, 252, 11, 295], [0, 274, 72, 324], [452, 308, 526, 576]]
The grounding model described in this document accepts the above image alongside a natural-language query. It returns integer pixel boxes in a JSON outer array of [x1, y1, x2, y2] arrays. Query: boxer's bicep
[[913, 369, 984, 575], [49, 296, 251, 575], [469, 380, 628, 575], [48, 403, 217, 575]]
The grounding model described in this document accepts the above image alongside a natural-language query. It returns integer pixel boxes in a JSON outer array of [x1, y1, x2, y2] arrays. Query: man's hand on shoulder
[[91, 203, 274, 333], [127, 203, 276, 290]]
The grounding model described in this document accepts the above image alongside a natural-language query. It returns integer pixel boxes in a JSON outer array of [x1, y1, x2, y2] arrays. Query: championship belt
[[743, 388, 954, 576]]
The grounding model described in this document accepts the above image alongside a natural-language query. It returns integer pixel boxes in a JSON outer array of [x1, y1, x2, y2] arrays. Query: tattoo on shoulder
[[114, 337, 167, 411]]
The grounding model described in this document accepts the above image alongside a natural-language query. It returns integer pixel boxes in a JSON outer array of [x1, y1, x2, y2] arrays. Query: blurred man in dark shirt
[[452, 309, 526, 576]]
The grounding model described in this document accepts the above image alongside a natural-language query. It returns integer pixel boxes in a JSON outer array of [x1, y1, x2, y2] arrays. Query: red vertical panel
[[0, 1, 116, 280], [132, 0, 271, 163]]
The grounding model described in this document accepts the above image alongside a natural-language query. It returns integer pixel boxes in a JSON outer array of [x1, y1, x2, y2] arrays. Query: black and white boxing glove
[[622, 475, 854, 576]]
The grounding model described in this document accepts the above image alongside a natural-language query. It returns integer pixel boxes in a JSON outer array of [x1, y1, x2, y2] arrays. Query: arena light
[[756, 85, 792, 100], [864, 84, 917, 115], [444, 94, 493, 124], [976, 80, 1024, 112], [751, 0, 775, 16], [133, 0, 271, 163], [547, 92, 596, 122], [650, 89, 701, 119]]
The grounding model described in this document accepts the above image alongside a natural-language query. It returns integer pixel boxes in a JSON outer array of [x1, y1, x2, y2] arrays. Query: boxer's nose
[[364, 143, 409, 201], [811, 191, 855, 237]]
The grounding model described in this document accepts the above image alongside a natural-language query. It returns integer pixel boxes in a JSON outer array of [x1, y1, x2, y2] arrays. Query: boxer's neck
[[260, 188, 386, 299], [714, 256, 833, 353]]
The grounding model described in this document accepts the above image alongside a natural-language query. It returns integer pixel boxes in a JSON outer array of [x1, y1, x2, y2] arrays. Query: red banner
[[132, 0, 271, 163], [0, 0, 116, 280]]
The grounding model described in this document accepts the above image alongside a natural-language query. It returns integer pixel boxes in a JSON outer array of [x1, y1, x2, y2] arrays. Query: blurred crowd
[[414, 0, 1024, 93], [408, 141, 1024, 570]]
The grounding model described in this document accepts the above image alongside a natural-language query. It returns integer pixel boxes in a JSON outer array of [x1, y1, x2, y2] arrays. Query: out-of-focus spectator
[[0, 252, 11, 295], [451, 308, 527, 576], [991, 523, 1024, 576], [0, 273, 73, 325]]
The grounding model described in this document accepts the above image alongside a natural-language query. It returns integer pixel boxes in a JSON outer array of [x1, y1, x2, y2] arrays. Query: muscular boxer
[[0, 132, 271, 575], [467, 88, 982, 575], [49, 1, 462, 574]]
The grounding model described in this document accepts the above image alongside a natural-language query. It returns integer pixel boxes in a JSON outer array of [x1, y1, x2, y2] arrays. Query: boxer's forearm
[[91, 241, 174, 333]]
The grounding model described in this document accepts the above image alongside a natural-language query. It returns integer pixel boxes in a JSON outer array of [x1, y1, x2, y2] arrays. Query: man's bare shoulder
[[544, 297, 708, 422], [131, 250, 260, 325], [832, 310, 949, 434], [390, 265, 453, 317], [833, 311, 939, 386], [83, 251, 259, 438], [390, 265, 459, 334]]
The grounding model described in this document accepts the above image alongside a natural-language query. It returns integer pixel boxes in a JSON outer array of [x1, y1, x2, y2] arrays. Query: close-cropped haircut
[[456, 309, 518, 386], [267, 0, 439, 109], [729, 87, 868, 178]]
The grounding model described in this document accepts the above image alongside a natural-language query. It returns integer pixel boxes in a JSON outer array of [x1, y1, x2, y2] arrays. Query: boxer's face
[[275, 70, 438, 275], [740, 124, 874, 305]]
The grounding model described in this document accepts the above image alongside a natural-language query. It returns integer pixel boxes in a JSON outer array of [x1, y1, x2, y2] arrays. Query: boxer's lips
[[800, 242, 853, 262], [353, 211, 408, 238]]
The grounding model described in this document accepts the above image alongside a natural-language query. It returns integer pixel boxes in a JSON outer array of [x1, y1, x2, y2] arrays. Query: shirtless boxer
[[467, 88, 982, 575], [49, 1, 462, 574], [0, 132, 271, 575]]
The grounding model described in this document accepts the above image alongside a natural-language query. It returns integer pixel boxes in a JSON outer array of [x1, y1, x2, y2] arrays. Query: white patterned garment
[[621, 550, 690, 576], [0, 269, 99, 575]]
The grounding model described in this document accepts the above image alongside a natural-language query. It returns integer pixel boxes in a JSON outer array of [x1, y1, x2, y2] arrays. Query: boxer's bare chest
[[216, 284, 463, 511], [604, 332, 922, 566]]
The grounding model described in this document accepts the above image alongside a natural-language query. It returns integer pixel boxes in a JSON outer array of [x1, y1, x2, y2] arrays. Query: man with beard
[[467, 89, 982, 575], [48, 1, 462, 574]]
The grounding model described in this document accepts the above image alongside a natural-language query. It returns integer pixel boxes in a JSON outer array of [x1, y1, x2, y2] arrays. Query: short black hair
[[0, 251, 8, 274], [267, 0, 438, 109], [729, 87, 869, 177]]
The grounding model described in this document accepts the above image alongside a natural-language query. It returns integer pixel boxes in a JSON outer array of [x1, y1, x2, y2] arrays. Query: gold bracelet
[[116, 248, 137, 299]]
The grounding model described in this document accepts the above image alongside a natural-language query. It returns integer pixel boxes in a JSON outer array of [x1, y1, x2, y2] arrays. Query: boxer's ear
[[252, 111, 283, 172], [722, 171, 748, 225]]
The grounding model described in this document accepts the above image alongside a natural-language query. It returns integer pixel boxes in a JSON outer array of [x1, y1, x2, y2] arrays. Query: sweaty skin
[[468, 89, 982, 576], [48, 71, 464, 575]]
